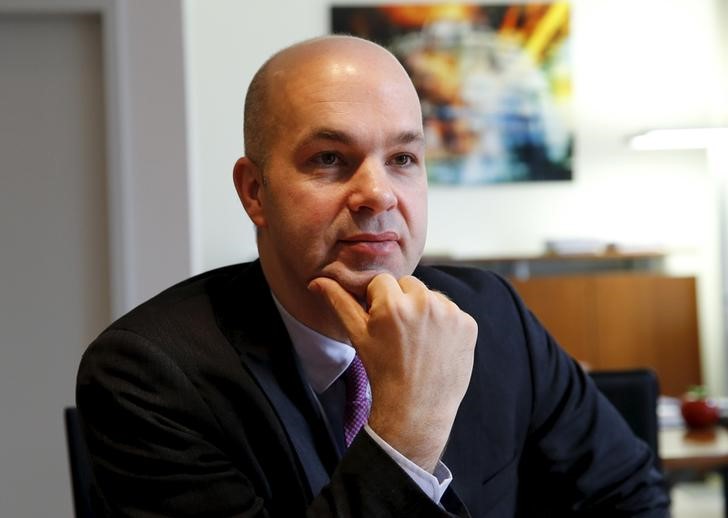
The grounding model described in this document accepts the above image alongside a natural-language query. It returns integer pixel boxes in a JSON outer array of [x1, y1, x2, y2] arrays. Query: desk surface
[[660, 427, 728, 471]]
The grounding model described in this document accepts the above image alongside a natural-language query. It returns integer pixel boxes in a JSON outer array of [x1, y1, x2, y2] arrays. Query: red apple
[[681, 394, 719, 429]]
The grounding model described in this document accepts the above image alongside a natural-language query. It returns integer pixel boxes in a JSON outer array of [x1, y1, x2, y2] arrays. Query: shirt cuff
[[364, 424, 453, 503]]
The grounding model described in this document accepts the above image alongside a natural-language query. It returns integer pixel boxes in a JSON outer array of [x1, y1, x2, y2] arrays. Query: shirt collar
[[272, 294, 355, 394]]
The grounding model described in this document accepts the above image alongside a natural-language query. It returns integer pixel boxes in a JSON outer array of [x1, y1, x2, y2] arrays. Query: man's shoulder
[[414, 263, 529, 325], [414, 263, 515, 300], [99, 261, 264, 342], [79, 260, 270, 385]]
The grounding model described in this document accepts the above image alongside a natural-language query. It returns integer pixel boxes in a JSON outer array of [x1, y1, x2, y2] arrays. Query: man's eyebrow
[[299, 129, 354, 147], [298, 128, 425, 147], [395, 130, 425, 145]]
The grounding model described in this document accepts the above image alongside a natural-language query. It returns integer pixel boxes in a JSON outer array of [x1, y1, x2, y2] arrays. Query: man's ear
[[233, 156, 266, 228]]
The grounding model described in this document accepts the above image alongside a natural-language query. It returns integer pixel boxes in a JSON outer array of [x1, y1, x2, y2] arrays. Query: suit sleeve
[[311, 433, 467, 518], [77, 328, 466, 517], [495, 276, 670, 517]]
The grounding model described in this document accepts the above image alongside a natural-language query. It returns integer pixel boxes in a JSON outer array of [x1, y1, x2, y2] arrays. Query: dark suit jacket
[[77, 261, 669, 517]]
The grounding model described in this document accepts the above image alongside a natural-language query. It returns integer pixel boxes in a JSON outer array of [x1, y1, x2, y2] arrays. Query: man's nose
[[347, 160, 397, 213]]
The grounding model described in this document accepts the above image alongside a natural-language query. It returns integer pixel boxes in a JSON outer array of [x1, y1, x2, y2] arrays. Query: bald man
[[77, 37, 669, 517]]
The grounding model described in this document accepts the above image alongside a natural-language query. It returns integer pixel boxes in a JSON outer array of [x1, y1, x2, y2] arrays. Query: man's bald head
[[243, 35, 416, 168]]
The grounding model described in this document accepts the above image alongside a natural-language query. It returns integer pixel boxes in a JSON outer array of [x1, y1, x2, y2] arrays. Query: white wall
[[112, 0, 191, 314], [183, 0, 728, 394], [183, 0, 330, 272]]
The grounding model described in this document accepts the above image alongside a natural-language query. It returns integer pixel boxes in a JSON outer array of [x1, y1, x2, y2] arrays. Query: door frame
[[0, 0, 192, 317]]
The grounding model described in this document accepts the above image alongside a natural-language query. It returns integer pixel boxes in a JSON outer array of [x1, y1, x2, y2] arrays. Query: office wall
[[183, 0, 728, 394]]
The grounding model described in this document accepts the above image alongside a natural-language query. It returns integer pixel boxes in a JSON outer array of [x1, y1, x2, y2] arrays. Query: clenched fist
[[309, 273, 478, 473]]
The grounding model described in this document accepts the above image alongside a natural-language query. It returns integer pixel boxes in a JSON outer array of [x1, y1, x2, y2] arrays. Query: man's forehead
[[256, 37, 424, 151], [280, 91, 424, 148]]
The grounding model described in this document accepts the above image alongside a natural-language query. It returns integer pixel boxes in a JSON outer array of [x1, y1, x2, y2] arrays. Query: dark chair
[[64, 407, 97, 518], [589, 369, 661, 470]]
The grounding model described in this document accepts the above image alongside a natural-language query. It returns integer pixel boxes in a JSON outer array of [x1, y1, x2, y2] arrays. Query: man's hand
[[309, 273, 477, 473]]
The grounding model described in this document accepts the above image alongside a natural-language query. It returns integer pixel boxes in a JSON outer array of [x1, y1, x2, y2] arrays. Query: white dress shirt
[[271, 296, 452, 503]]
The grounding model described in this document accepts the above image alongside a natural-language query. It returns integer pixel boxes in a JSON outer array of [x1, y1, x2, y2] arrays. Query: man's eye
[[314, 152, 341, 166], [390, 154, 414, 166]]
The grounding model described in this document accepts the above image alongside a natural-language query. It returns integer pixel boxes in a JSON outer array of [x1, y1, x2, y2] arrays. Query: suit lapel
[[244, 352, 331, 497], [212, 261, 341, 499]]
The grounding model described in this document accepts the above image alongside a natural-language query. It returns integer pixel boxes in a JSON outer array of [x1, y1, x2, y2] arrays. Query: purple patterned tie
[[343, 355, 370, 447]]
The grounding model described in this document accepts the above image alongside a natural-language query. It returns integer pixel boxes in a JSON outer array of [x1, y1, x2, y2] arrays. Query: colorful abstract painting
[[332, 3, 572, 185]]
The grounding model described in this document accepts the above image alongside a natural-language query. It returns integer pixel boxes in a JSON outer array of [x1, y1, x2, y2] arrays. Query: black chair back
[[64, 407, 97, 518], [589, 369, 661, 470]]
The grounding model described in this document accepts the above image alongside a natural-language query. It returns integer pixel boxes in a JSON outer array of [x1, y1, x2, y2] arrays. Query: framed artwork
[[331, 3, 572, 185]]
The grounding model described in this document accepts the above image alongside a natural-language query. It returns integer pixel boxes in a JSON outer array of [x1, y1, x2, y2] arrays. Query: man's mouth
[[340, 232, 400, 256]]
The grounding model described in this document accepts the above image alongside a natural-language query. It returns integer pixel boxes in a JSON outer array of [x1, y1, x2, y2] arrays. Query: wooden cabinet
[[510, 274, 701, 396]]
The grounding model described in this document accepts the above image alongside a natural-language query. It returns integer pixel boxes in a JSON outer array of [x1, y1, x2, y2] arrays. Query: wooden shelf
[[425, 250, 666, 264], [422, 251, 667, 278]]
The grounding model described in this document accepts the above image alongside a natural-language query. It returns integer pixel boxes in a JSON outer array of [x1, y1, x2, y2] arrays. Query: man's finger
[[308, 277, 368, 337], [366, 273, 403, 309], [397, 275, 427, 294]]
